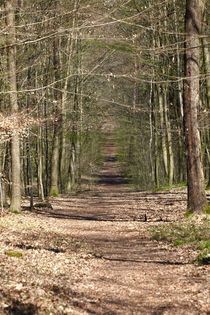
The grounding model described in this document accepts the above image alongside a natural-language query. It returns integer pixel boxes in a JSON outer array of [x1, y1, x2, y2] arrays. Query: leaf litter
[[0, 141, 209, 314]]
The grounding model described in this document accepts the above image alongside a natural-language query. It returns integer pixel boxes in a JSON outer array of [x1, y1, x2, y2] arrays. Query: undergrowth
[[149, 215, 210, 265], [152, 182, 187, 192]]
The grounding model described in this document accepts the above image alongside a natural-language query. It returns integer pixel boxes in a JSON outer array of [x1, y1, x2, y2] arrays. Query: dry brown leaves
[[0, 211, 93, 314], [0, 182, 209, 314]]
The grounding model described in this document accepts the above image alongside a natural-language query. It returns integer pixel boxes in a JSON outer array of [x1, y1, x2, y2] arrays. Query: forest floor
[[0, 139, 209, 314]]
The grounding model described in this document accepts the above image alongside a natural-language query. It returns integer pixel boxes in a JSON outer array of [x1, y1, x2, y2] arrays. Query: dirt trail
[[48, 140, 209, 314]]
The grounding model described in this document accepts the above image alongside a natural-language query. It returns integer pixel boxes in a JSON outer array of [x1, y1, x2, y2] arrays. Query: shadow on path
[[22, 138, 210, 314]]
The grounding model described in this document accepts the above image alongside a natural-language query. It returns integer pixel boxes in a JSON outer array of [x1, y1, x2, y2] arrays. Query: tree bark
[[149, 81, 154, 182], [60, 0, 79, 193], [202, 14, 210, 109], [154, 92, 160, 188], [5, 0, 21, 212], [163, 88, 174, 186], [184, 0, 207, 212], [157, 85, 168, 177], [173, 0, 184, 118], [202, 18, 210, 188], [49, 36, 62, 197]]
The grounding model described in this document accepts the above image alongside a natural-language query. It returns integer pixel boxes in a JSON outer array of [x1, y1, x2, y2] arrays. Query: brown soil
[[40, 139, 209, 314], [0, 139, 209, 314]]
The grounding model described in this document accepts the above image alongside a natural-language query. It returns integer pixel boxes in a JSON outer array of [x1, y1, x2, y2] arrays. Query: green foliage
[[185, 202, 210, 216], [5, 251, 23, 258], [79, 129, 104, 186], [86, 39, 134, 53], [151, 230, 167, 242], [152, 182, 187, 192], [149, 215, 210, 264], [198, 240, 210, 251], [204, 203, 210, 214], [197, 251, 210, 265], [114, 110, 154, 190], [107, 43, 133, 53], [185, 209, 193, 218]]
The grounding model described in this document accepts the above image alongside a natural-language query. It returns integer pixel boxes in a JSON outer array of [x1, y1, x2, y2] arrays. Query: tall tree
[[49, 35, 62, 197], [5, 0, 21, 212], [183, 0, 207, 212]]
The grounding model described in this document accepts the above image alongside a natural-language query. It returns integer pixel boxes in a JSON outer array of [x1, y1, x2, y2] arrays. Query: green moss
[[5, 251, 23, 258], [49, 189, 59, 197], [8, 209, 21, 214]]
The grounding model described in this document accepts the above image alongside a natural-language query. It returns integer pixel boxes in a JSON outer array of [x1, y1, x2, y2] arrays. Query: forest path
[[47, 139, 209, 314]]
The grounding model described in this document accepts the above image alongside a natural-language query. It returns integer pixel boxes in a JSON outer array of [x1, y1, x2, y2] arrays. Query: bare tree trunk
[[184, 0, 207, 212], [49, 36, 62, 197], [68, 15, 82, 191], [202, 23, 210, 188], [173, 0, 184, 118], [202, 14, 210, 109], [206, 147, 210, 188], [35, 68, 45, 201], [157, 85, 168, 177], [0, 166, 4, 216], [38, 125, 45, 201], [60, 0, 79, 193], [163, 88, 174, 186], [27, 129, 33, 209], [26, 52, 33, 208], [3, 143, 10, 206], [149, 81, 154, 182], [60, 34, 73, 193], [154, 94, 160, 188], [5, 0, 21, 212]]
